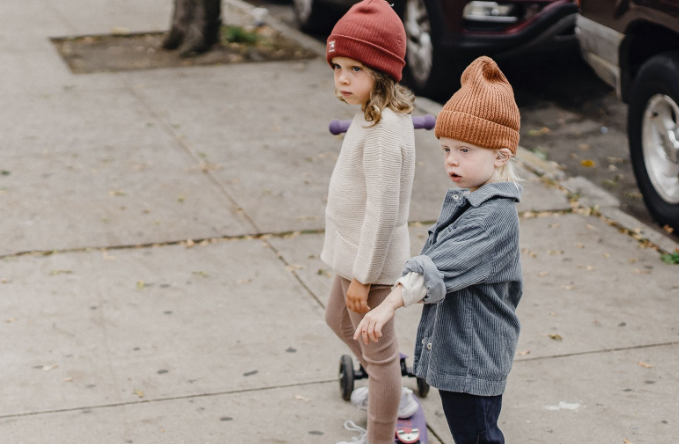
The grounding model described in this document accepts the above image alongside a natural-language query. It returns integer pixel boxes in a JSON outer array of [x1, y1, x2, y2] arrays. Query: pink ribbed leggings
[[325, 275, 401, 444]]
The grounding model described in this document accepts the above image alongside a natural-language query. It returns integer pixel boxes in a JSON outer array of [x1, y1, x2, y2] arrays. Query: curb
[[227, 0, 679, 256]]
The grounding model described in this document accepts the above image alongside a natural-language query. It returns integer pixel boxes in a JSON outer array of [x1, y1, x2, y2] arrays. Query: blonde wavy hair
[[335, 66, 415, 126]]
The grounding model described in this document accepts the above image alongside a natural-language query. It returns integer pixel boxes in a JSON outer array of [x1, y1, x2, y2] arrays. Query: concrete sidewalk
[[1, 1, 678, 443]]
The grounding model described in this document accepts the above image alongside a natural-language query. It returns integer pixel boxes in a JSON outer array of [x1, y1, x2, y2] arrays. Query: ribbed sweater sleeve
[[352, 118, 403, 284]]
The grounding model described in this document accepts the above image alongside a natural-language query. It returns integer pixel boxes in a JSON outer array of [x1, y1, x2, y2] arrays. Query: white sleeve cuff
[[395, 272, 427, 307]]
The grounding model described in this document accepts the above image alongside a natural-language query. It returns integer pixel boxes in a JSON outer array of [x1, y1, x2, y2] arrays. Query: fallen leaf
[[185, 239, 195, 248], [517, 350, 530, 356], [236, 278, 252, 284], [604, 253, 611, 259], [631, 268, 650, 275], [285, 264, 303, 272], [62, 378, 74, 382], [137, 281, 145, 289], [579, 143, 591, 150], [177, 194, 186, 203], [548, 250, 564, 256], [193, 271, 209, 278], [50, 270, 73, 276], [577, 265, 595, 271], [111, 26, 130, 35], [560, 285, 575, 290], [548, 334, 563, 341], [133, 389, 144, 398], [1, 277, 9, 284], [577, 243, 585, 249], [580, 159, 596, 168], [294, 395, 311, 402], [537, 271, 549, 277], [638, 361, 655, 369], [5, 318, 17, 323], [549, 312, 557, 316], [109, 190, 127, 197], [629, 257, 638, 264], [663, 225, 674, 234], [43, 365, 58, 371], [623, 440, 636, 444], [549, 223, 561, 229], [317, 269, 332, 277]]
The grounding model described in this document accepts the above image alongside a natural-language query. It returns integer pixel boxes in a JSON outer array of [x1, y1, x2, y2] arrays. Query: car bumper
[[438, 2, 578, 58]]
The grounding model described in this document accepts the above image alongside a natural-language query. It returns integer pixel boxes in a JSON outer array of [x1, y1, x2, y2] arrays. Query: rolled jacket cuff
[[403, 255, 446, 304]]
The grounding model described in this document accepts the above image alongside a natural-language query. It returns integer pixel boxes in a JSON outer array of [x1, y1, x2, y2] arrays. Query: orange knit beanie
[[326, 0, 406, 82], [435, 56, 520, 154]]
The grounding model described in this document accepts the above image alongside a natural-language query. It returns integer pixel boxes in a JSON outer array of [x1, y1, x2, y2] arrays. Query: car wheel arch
[[620, 22, 679, 102]]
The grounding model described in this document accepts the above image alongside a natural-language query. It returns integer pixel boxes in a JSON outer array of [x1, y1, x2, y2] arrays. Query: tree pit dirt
[[51, 25, 317, 74]]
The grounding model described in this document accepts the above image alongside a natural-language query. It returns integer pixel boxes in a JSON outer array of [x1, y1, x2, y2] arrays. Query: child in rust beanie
[[355, 56, 524, 444], [321, 2, 419, 444]]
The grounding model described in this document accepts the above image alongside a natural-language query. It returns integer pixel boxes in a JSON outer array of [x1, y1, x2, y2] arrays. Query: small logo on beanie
[[328, 41, 335, 53]]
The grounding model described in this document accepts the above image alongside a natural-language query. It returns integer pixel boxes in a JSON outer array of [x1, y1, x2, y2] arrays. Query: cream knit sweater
[[321, 108, 415, 285]]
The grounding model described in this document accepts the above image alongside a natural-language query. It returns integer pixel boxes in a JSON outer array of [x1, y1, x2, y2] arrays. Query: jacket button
[[426, 343, 432, 350], [421, 339, 425, 345], [453, 195, 459, 200]]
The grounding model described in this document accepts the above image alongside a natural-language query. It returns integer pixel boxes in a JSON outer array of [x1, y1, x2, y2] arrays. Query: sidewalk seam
[[515, 340, 679, 363], [0, 378, 337, 421]]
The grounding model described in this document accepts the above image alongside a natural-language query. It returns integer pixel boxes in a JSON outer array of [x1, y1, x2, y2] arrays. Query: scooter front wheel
[[417, 377, 430, 398], [339, 354, 355, 401]]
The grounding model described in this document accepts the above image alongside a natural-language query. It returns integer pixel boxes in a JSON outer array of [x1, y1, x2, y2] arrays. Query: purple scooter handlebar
[[329, 114, 436, 135]]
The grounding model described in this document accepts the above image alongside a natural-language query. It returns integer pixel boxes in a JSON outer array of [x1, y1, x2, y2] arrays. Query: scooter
[[338, 353, 429, 444], [330, 114, 436, 444]]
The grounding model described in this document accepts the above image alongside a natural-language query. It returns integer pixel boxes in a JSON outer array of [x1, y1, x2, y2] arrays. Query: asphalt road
[[244, 0, 678, 244]]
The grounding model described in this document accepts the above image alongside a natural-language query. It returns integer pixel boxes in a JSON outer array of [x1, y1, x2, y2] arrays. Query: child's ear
[[495, 148, 512, 168]]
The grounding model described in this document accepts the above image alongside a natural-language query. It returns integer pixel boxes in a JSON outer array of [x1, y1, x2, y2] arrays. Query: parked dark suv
[[294, 0, 577, 97], [577, 0, 679, 228]]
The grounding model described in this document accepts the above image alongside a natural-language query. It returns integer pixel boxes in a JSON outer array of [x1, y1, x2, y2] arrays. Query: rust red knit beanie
[[435, 56, 521, 153], [326, 0, 406, 82]]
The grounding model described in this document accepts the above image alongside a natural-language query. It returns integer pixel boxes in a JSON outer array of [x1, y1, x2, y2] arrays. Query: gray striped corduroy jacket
[[405, 182, 523, 396]]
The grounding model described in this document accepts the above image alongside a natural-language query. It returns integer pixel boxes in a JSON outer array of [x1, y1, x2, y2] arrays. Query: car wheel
[[293, 0, 337, 33], [398, 0, 452, 98], [628, 52, 679, 229]]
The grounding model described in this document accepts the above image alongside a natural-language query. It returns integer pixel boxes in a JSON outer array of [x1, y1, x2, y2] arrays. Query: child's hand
[[353, 286, 404, 345], [346, 278, 371, 313]]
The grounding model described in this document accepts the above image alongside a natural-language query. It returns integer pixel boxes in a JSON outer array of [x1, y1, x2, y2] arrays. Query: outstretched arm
[[353, 285, 405, 345]]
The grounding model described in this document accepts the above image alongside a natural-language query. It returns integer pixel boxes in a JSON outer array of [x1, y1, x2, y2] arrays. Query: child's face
[[332, 57, 374, 107], [440, 137, 506, 191]]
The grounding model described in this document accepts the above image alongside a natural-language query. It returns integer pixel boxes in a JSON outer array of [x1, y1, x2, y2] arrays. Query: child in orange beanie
[[354, 56, 524, 444], [320, 1, 419, 444]]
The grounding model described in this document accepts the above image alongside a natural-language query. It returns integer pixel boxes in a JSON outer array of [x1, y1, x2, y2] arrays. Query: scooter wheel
[[339, 354, 355, 401], [417, 377, 430, 398]]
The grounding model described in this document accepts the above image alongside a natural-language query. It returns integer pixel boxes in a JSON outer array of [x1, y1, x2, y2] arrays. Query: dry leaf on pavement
[[638, 361, 655, 368], [580, 159, 596, 167], [548, 334, 563, 341], [133, 390, 144, 398]]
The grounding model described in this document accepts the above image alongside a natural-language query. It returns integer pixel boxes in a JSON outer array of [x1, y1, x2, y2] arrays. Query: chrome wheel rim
[[293, 0, 313, 23], [404, 0, 433, 88], [642, 94, 679, 204]]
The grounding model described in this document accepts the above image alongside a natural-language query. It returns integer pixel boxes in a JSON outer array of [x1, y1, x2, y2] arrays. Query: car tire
[[395, 0, 455, 99], [628, 51, 679, 229], [292, 0, 338, 34]]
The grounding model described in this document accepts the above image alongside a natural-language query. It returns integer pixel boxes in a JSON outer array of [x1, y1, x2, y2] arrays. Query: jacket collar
[[452, 182, 522, 207]]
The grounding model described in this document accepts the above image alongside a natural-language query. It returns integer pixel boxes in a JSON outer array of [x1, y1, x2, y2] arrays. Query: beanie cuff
[[435, 110, 519, 153], [327, 34, 405, 82]]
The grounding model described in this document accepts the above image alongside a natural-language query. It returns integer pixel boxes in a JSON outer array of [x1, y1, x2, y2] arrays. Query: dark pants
[[439, 391, 505, 444]]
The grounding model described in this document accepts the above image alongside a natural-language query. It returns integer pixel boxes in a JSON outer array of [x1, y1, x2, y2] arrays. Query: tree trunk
[[163, 0, 221, 57]]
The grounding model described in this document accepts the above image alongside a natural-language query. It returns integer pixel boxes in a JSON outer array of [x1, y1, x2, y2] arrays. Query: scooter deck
[[395, 396, 428, 444]]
